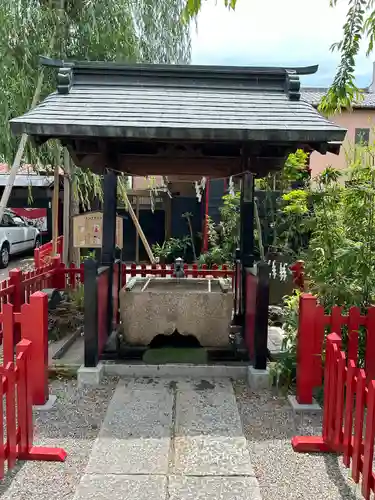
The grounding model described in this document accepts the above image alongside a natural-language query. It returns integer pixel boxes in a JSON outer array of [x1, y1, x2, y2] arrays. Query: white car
[[0, 209, 41, 268]]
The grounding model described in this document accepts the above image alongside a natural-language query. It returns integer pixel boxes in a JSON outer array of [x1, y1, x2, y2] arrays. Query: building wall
[[132, 176, 163, 190], [310, 109, 375, 177]]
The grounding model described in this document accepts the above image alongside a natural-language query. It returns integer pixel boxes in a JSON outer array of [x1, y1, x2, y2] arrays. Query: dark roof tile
[[302, 88, 375, 109], [10, 62, 347, 145]]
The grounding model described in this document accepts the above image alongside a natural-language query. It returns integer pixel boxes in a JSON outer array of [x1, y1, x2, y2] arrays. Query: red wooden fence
[[121, 263, 233, 283], [1, 293, 50, 406], [34, 235, 63, 268], [293, 332, 375, 500], [0, 336, 66, 478], [296, 293, 375, 405]]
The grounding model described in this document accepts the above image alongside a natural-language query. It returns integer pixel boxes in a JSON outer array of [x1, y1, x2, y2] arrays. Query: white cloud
[[191, 0, 373, 86]]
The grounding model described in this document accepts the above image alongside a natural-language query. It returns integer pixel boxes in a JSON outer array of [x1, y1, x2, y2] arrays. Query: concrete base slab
[[247, 366, 271, 390], [103, 362, 247, 380], [77, 363, 104, 387], [288, 395, 322, 413], [168, 475, 262, 500], [33, 394, 57, 411]]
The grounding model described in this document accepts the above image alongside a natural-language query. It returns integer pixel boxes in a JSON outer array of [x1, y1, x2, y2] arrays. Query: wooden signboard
[[72, 211, 123, 249]]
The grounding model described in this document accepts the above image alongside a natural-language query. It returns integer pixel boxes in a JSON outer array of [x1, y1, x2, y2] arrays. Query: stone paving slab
[[173, 435, 254, 476], [173, 378, 254, 476], [74, 474, 167, 500], [175, 379, 243, 438], [86, 383, 173, 475], [168, 475, 262, 500], [76, 377, 259, 499]]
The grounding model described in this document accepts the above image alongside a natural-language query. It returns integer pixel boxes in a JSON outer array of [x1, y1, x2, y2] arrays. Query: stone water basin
[[119, 277, 233, 347]]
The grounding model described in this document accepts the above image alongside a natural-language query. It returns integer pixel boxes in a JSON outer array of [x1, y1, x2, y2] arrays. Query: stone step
[[73, 377, 262, 500]]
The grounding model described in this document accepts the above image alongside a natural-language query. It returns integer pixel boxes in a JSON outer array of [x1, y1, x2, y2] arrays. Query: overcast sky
[[191, 0, 374, 87]]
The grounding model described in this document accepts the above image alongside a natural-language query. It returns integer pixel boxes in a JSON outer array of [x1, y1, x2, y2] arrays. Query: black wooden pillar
[[84, 258, 98, 367], [254, 261, 270, 370], [101, 169, 117, 336], [240, 171, 255, 321], [101, 170, 117, 266]]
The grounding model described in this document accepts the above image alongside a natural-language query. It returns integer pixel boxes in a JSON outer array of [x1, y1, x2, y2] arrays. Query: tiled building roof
[[10, 62, 345, 145], [302, 88, 375, 109]]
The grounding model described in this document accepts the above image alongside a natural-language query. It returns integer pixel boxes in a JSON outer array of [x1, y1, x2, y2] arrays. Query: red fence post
[[20, 292, 49, 406], [296, 293, 318, 405], [365, 306, 375, 381], [16, 339, 32, 456], [34, 247, 40, 269], [3, 303, 15, 367], [51, 256, 66, 290], [9, 268, 24, 311]]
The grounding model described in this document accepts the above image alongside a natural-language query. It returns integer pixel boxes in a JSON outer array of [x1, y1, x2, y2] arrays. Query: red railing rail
[[293, 332, 375, 500], [296, 293, 375, 405], [0, 336, 66, 478], [34, 235, 63, 269], [121, 263, 234, 283]]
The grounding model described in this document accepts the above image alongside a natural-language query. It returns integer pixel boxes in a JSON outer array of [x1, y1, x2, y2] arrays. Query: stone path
[[73, 377, 261, 500]]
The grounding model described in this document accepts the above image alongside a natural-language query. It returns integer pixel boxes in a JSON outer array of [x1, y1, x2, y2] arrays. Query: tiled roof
[[10, 62, 346, 145], [302, 88, 375, 109]]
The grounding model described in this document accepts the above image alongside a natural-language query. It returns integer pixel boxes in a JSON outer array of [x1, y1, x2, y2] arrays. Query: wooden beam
[[125, 191, 155, 264]]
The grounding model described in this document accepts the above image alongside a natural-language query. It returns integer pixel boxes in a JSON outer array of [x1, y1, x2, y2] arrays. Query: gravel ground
[[234, 381, 364, 500], [0, 376, 118, 500]]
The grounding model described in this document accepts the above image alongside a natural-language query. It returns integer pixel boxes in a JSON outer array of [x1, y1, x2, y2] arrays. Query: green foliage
[[0, 0, 190, 202], [219, 191, 241, 259], [254, 150, 311, 255], [68, 284, 85, 312], [275, 143, 375, 386], [199, 190, 240, 266], [270, 292, 301, 388], [283, 150, 310, 184], [198, 246, 226, 267], [319, 0, 368, 115], [152, 236, 192, 263], [182, 0, 236, 21]]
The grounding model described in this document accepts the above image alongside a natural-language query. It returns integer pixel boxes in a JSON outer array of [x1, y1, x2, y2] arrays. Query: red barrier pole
[[20, 292, 49, 406], [296, 293, 318, 405], [34, 247, 40, 269]]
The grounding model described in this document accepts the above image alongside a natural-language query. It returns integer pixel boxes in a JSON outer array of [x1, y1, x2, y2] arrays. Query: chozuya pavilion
[[10, 58, 346, 371]]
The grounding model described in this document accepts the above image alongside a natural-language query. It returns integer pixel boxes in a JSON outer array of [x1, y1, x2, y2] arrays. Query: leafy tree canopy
[[0, 0, 190, 165]]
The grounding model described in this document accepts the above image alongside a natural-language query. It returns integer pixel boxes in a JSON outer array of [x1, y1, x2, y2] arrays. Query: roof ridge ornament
[[285, 70, 301, 101], [57, 67, 73, 94]]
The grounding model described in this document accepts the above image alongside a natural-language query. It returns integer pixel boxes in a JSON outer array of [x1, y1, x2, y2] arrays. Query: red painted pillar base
[[19, 446, 67, 462], [291, 436, 334, 453]]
